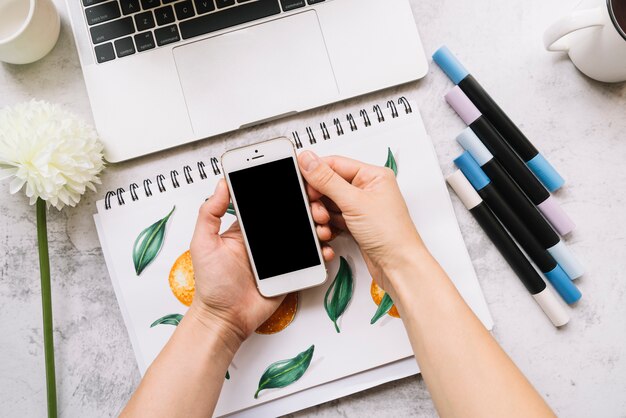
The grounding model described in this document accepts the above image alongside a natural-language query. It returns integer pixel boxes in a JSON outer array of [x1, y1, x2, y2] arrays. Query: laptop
[[65, 0, 428, 162]]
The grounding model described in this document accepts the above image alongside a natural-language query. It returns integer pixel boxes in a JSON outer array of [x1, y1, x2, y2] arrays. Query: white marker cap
[[446, 170, 482, 210], [532, 287, 570, 327]]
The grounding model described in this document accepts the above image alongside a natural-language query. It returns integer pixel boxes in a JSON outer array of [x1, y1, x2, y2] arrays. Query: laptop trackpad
[[173, 11, 339, 136]]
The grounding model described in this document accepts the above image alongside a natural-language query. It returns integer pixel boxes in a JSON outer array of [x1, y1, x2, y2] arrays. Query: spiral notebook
[[94, 97, 493, 417]]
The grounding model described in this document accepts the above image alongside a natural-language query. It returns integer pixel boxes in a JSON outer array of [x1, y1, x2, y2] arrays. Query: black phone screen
[[228, 157, 321, 280]]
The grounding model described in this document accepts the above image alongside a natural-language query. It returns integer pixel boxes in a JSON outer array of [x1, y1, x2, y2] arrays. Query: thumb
[[298, 151, 356, 208], [192, 179, 230, 247]]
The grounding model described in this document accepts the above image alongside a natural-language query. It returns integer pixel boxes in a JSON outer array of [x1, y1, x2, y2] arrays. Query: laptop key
[[280, 0, 304, 11], [141, 0, 161, 10], [83, 0, 108, 6], [94, 43, 115, 63], [120, 0, 140, 15], [155, 24, 181, 46], [114, 36, 136, 57], [174, 1, 195, 20], [180, 0, 280, 40], [85, 1, 121, 25], [194, 0, 215, 14], [215, 0, 235, 8], [90, 17, 135, 44], [135, 11, 156, 31], [155, 5, 176, 25], [307, 0, 324, 3], [134, 31, 156, 51]]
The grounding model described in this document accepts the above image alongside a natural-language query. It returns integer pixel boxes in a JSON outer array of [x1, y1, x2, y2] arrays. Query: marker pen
[[454, 152, 581, 304], [433, 45, 565, 192], [457, 128, 584, 280], [447, 170, 569, 327], [445, 86, 575, 236]]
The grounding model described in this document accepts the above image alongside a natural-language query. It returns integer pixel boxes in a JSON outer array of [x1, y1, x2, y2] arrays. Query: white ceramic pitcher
[[544, 0, 626, 83], [0, 0, 60, 64]]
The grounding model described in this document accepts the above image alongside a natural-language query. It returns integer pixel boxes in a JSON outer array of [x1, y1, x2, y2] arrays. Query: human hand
[[297, 151, 427, 296], [188, 179, 334, 351]]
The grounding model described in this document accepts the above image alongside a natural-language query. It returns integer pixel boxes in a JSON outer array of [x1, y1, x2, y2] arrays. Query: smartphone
[[221, 137, 327, 297]]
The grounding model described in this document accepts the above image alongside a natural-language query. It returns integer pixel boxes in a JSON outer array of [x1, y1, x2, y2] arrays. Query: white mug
[[543, 0, 626, 83], [0, 0, 61, 64]]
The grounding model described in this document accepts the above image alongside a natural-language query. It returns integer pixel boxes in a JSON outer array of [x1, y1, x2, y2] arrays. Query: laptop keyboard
[[84, 0, 327, 64]]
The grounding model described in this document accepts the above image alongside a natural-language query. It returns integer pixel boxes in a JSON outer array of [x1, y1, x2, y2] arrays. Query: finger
[[191, 180, 230, 246], [311, 201, 330, 225], [320, 196, 341, 213], [322, 155, 372, 183], [328, 225, 342, 240], [316, 224, 333, 241], [328, 211, 348, 231], [306, 184, 324, 201], [298, 151, 359, 208], [322, 245, 335, 262]]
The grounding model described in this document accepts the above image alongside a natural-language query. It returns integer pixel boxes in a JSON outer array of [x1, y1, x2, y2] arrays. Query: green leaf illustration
[[150, 313, 183, 327], [384, 147, 398, 176], [370, 293, 394, 325], [133, 206, 175, 275], [226, 203, 236, 216], [254, 345, 314, 399], [324, 257, 354, 333], [150, 313, 231, 380]]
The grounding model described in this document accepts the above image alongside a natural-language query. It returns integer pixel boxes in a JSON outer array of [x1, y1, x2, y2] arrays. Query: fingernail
[[300, 151, 320, 172]]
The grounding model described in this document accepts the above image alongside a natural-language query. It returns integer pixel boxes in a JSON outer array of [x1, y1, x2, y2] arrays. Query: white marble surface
[[2, 0, 626, 416]]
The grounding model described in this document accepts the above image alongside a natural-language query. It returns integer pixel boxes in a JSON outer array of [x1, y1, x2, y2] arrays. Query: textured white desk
[[1, 0, 625, 416]]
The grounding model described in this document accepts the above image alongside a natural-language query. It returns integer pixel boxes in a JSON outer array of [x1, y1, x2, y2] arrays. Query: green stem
[[37, 199, 57, 418]]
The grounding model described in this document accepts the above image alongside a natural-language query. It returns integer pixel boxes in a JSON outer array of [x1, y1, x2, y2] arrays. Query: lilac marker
[[445, 86, 575, 236]]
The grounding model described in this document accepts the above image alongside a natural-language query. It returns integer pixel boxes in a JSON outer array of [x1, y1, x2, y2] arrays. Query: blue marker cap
[[432, 46, 470, 85], [453, 152, 491, 191], [544, 264, 582, 304], [456, 128, 493, 166], [526, 154, 565, 192]]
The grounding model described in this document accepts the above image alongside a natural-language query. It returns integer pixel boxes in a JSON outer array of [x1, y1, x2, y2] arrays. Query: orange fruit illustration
[[256, 292, 299, 335], [168, 250, 298, 333], [370, 280, 400, 318], [169, 250, 195, 306]]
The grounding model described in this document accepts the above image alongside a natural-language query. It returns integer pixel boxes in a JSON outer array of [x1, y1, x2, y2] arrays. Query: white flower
[[0, 100, 104, 210]]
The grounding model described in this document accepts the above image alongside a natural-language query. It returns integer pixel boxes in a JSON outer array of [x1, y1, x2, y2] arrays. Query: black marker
[[447, 170, 569, 327], [445, 86, 576, 236], [433, 45, 565, 192], [454, 152, 581, 304], [456, 128, 584, 280]]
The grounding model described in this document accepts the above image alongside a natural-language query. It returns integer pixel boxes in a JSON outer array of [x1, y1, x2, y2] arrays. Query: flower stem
[[37, 199, 57, 418]]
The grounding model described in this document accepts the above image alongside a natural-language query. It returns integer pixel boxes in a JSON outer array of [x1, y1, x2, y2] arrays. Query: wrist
[[382, 242, 436, 295], [187, 302, 244, 357]]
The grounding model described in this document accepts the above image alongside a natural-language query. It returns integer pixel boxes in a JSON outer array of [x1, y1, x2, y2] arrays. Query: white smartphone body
[[221, 137, 327, 297]]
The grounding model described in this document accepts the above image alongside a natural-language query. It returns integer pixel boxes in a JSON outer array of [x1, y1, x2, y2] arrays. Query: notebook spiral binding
[[103, 96, 413, 210]]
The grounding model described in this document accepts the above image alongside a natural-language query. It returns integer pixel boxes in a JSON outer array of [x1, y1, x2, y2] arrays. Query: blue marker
[[435, 45, 565, 192], [454, 152, 581, 304]]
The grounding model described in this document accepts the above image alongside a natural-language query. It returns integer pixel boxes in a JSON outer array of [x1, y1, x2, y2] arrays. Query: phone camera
[[255, 150, 258, 153]]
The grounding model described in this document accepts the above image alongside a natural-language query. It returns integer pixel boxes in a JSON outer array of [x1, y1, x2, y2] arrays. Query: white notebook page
[[94, 103, 492, 417]]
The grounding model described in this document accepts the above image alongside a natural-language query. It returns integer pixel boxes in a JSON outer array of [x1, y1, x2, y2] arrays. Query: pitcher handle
[[543, 8, 605, 52]]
